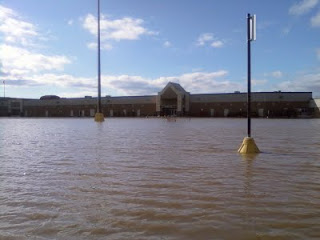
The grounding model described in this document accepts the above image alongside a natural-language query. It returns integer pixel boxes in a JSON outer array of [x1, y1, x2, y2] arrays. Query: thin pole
[[3, 80, 5, 98], [97, 0, 102, 113], [247, 13, 251, 138]]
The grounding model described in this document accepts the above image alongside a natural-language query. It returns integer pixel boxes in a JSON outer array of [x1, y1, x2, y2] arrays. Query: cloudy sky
[[1, 0, 320, 98]]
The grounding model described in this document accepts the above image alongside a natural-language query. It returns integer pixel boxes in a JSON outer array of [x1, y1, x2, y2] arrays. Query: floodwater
[[0, 118, 319, 240]]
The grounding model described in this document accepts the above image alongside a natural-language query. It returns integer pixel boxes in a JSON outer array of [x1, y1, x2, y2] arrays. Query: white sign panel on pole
[[250, 15, 256, 41]]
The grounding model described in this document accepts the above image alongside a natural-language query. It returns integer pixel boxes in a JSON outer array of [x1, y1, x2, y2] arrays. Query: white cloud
[[87, 42, 96, 49], [275, 72, 320, 96], [211, 40, 223, 48], [82, 13, 155, 42], [0, 4, 14, 18], [311, 11, 320, 26], [289, 0, 318, 15], [67, 19, 73, 26], [1, 69, 243, 97], [264, 71, 283, 78], [0, 5, 38, 46], [0, 5, 73, 90], [197, 33, 213, 46], [10, 69, 318, 99], [1, 73, 96, 90], [87, 42, 113, 51], [0, 44, 71, 76], [163, 41, 171, 48], [30, 74, 94, 88], [99, 70, 237, 95], [197, 33, 224, 48], [167, 71, 236, 93], [271, 71, 283, 78], [82, 13, 156, 51]]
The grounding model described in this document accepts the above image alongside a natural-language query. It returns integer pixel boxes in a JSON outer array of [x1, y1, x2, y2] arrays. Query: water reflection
[[242, 154, 256, 234]]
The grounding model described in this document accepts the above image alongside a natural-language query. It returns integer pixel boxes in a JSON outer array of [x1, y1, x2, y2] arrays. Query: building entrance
[[162, 107, 177, 116], [156, 82, 190, 116]]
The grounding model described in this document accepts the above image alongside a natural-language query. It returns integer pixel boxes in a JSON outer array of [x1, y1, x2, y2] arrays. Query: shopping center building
[[0, 82, 318, 118]]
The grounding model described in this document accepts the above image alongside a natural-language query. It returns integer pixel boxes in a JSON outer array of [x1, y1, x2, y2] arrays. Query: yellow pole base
[[238, 137, 260, 154], [94, 112, 105, 122]]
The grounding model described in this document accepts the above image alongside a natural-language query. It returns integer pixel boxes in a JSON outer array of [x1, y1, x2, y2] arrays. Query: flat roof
[[192, 91, 312, 96]]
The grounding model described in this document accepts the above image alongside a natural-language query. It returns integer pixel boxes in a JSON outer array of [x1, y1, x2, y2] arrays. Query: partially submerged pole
[[238, 13, 260, 154], [247, 13, 252, 139], [94, 0, 105, 122]]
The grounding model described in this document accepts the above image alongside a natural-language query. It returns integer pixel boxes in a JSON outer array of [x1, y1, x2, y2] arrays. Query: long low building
[[0, 82, 319, 118]]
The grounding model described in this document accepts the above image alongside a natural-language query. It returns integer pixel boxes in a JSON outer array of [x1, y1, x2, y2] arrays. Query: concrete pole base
[[238, 137, 260, 154], [94, 112, 105, 122]]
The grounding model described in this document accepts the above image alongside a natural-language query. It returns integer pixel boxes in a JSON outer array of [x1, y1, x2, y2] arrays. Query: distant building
[[310, 98, 320, 118], [40, 95, 60, 100], [0, 82, 318, 118]]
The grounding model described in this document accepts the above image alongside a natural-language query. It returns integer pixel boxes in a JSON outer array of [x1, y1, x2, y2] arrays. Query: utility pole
[[247, 13, 253, 137], [238, 13, 260, 154], [94, 0, 105, 122]]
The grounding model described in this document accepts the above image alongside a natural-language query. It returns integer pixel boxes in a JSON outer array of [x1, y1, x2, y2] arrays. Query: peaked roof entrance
[[156, 82, 190, 116]]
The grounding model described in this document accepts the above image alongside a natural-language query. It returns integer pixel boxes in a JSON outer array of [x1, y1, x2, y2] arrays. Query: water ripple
[[0, 118, 320, 239]]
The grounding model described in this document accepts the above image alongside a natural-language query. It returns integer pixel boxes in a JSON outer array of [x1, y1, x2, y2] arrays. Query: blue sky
[[1, 0, 320, 98]]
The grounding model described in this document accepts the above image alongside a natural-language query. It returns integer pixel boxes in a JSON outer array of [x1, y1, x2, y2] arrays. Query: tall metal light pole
[[247, 13, 253, 138], [94, 0, 104, 122], [238, 13, 260, 154]]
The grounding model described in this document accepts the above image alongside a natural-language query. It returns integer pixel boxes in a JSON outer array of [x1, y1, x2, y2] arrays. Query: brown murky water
[[0, 118, 319, 239]]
